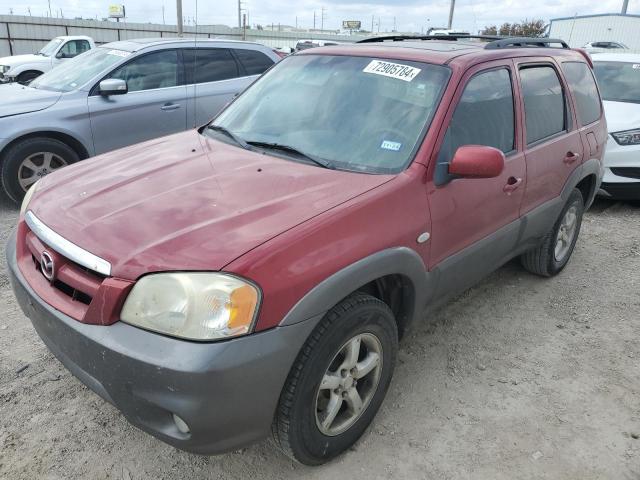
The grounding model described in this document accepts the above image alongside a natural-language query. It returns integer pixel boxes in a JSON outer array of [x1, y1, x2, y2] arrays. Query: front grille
[[611, 167, 640, 180], [17, 220, 134, 325]]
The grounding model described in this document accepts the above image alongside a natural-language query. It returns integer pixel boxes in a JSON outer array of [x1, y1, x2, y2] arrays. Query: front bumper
[[599, 181, 640, 200], [6, 231, 318, 454]]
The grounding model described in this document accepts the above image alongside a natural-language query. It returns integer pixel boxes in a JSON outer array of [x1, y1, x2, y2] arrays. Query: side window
[[520, 66, 567, 145], [233, 49, 274, 76], [435, 68, 514, 184], [59, 40, 90, 58], [183, 49, 239, 84], [561, 62, 601, 126], [109, 50, 179, 92]]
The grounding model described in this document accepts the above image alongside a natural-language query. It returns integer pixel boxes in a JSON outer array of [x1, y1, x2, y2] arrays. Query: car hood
[[29, 130, 394, 280], [603, 100, 640, 133], [0, 83, 62, 118], [0, 53, 49, 68]]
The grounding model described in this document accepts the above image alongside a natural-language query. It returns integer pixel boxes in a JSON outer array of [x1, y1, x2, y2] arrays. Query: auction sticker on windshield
[[107, 49, 131, 58], [363, 60, 421, 82]]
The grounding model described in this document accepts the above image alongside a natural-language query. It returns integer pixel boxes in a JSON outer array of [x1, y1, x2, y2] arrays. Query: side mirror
[[56, 51, 69, 59], [99, 78, 128, 96], [449, 145, 505, 179]]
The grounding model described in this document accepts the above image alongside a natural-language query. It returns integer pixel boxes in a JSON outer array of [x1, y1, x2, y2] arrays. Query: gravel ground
[[1, 189, 639, 480]]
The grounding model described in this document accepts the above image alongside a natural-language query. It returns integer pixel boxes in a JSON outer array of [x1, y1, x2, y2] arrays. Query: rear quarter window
[[562, 62, 601, 125], [520, 66, 567, 145]]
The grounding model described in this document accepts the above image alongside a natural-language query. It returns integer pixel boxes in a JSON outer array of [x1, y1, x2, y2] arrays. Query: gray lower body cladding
[[6, 232, 319, 455]]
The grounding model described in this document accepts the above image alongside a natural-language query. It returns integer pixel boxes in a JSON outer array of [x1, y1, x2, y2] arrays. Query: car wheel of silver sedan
[[1, 136, 79, 203], [273, 293, 398, 465]]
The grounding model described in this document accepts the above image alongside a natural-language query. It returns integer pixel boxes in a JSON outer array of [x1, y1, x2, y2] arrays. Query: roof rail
[[357, 34, 501, 44], [484, 37, 570, 49]]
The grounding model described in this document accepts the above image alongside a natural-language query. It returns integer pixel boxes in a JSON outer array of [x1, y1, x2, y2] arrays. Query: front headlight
[[20, 179, 41, 216], [0, 65, 9, 73], [611, 128, 640, 146], [120, 272, 260, 341]]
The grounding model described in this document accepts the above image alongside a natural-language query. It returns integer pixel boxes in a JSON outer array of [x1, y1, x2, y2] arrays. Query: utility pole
[[447, 0, 455, 29], [48, 0, 52, 18], [371, 15, 374, 33], [162, 4, 165, 24], [176, 0, 183, 36], [313, 11, 316, 30], [321, 7, 326, 31], [622, 0, 629, 14], [393, 16, 396, 32], [237, 0, 242, 29]]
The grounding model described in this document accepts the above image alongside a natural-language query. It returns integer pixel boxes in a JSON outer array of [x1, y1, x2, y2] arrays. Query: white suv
[[592, 53, 640, 200], [0, 36, 95, 84]]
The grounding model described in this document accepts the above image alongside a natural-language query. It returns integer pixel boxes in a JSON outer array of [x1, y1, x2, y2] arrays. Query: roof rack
[[484, 37, 570, 49], [356, 35, 570, 50], [357, 34, 501, 44]]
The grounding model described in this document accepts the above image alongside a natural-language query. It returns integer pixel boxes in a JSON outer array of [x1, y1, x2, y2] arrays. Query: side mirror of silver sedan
[[99, 78, 128, 96]]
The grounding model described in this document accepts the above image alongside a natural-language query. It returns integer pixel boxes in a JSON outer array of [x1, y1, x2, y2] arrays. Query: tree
[[481, 19, 546, 37]]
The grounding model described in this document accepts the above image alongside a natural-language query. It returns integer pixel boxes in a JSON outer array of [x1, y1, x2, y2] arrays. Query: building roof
[[550, 13, 640, 22]]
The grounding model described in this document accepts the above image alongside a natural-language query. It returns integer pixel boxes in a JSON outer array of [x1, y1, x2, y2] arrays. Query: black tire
[[16, 70, 42, 85], [272, 293, 398, 465], [1, 137, 79, 203], [521, 188, 584, 277]]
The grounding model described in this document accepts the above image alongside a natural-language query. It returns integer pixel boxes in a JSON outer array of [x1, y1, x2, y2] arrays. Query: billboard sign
[[109, 4, 126, 19], [342, 20, 362, 30]]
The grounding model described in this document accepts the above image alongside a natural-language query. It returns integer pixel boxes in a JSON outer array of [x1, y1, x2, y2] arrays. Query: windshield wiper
[[246, 141, 335, 170], [206, 125, 251, 150]]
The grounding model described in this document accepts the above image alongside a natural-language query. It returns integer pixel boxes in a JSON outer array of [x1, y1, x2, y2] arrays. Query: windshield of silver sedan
[[30, 47, 130, 92], [208, 54, 450, 174]]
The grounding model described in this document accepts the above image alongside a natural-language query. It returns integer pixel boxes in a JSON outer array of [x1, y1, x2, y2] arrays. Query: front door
[[88, 49, 187, 155], [427, 61, 526, 297]]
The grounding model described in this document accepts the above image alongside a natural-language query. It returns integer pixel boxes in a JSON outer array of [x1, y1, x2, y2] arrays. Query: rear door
[[427, 60, 526, 295], [515, 60, 584, 214], [560, 61, 606, 167], [88, 49, 187, 154]]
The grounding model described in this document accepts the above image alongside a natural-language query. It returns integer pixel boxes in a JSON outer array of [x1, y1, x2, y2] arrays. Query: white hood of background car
[[603, 100, 640, 133]]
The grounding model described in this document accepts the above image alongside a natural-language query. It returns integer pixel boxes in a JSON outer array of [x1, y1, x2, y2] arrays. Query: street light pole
[[621, 0, 629, 14], [176, 0, 183, 36], [447, 0, 455, 29]]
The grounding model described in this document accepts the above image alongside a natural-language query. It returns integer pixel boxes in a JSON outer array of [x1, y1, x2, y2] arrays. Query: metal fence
[[0, 15, 360, 56]]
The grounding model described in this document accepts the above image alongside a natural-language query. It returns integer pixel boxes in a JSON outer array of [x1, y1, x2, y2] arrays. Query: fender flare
[[8, 64, 46, 78], [279, 247, 431, 328], [562, 158, 602, 207]]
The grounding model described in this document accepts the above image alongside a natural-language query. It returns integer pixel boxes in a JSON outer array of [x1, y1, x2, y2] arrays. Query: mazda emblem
[[40, 251, 55, 281]]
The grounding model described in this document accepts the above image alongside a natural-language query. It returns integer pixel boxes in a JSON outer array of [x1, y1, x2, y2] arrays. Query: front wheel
[[521, 188, 584, 277], [272, 293, 398, 465], [1, 137, 79, 203]]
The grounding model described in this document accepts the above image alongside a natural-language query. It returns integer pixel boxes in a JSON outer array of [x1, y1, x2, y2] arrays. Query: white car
[[592, 53, 640, 200], [583, 41, 628, 54], [0, 36, 95, 84]]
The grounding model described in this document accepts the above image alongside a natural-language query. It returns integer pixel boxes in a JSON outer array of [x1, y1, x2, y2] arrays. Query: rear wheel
[[521, 188, 584, 277], [1, 137, 79, 203], [272, 293, 398, 465]]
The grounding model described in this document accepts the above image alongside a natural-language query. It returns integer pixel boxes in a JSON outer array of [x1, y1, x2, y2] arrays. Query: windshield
[[39, 38, 64, 56], [593, 61, 640, 104], [30, 47, 131, 92], [210, 55, 450, 174]]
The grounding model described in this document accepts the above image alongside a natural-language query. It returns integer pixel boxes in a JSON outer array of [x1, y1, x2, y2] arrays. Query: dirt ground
[[0, 188, 639, 480]]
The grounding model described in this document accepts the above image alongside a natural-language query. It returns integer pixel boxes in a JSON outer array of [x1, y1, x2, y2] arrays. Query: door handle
[[161, 103, 181, 111], [563, 151, 580, 164], [503, 177, 523, 194]]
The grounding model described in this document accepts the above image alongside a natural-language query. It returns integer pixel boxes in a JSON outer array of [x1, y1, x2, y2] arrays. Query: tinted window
[[593, 61, 640, 104], [562, 62, 601, 125], [60, 40, 90, 58], [109, 50, 179, 92], [234, 49, 274, 76], [183, 48, 239, 84], [520, 66, 566, 144], [435, 68, 514, 184]]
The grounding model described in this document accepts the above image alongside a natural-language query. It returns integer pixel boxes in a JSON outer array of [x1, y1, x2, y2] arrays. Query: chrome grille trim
[[25, 211, 112, 276]]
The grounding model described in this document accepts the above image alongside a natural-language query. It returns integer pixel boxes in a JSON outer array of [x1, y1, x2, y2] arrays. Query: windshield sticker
[[381, 140, 402, 151], [363, 60, 421, 82], [633, 64, 640, 69], [107, 49, 131, 58]]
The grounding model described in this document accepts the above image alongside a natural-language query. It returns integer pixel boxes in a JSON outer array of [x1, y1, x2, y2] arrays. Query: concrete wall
[[549, 14, 640, 50], [0, 15, 360, 57]]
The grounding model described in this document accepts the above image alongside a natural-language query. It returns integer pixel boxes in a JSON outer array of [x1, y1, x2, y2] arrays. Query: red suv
[[7, 36, 606, 465]]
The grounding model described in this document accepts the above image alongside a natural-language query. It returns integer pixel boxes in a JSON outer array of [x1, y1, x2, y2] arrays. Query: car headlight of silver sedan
[[120, 272, 261, 341]]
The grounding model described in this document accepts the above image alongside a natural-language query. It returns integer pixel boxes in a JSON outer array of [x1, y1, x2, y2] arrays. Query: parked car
[[0, 36, 95, 84], [591, 53, 640, 199], [0, 37, 280, 203], [295, 39, 342, 51], [583, 41, 628, 54], [7, 36, 605, 465]]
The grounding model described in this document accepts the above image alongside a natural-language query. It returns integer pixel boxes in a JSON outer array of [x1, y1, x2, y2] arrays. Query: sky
[[1, 0, 635, 33]]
